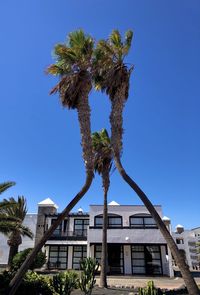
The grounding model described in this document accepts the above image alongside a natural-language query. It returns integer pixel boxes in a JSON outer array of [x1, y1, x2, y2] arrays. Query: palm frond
[[0, 182, 15, 195], [110, 30, 122, 48]]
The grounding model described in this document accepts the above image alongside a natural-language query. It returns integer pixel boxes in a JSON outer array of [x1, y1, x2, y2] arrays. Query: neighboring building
[[172, 225, 199, 270], [0, 197, 199, 276]]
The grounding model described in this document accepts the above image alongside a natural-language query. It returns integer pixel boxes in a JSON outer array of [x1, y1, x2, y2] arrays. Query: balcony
[[49, 230, 87, 240]]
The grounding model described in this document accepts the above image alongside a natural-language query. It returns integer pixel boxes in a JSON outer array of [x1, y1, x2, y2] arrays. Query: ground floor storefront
[[45, 243, 169, 276]]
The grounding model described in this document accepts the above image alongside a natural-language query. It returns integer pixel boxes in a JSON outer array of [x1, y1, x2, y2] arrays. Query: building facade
[[0, 197, 199, 276], [40, 199, 170, 276]]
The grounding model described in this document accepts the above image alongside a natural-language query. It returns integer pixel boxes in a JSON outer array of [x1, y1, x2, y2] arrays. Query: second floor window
[[130, 215, 157, 228], [94, 215, 122, 228], [51, 219, 62, 236], [74, 219, 89, 236]]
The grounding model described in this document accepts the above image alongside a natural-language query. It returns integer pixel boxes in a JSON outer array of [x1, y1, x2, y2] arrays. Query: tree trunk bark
[[7, 244, 18, 268], [8, 171, 93, 295], [76, 80, 94, 173], [7, 232, 22, 269], [114, 156, 199, 295], [99, 169, 109, 288]]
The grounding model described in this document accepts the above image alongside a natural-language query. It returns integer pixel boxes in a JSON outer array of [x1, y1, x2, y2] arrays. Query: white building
[[172, 225, 199, 270], [0, 197, 199, 276], [38, 199, 170, 276]]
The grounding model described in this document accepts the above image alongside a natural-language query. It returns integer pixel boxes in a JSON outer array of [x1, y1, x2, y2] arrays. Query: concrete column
[[124, 245, 132, 274], [68, 246, 73, 269]]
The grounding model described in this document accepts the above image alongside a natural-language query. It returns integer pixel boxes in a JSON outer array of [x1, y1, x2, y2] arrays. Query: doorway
[[107, 244, 123, 274]]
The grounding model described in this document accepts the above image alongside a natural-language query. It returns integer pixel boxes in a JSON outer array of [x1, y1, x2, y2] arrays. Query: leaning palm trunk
[[114, 156, 199, 295], [110, 83, 199, 295], [99, 168, 109, 288], [8, 87, 94, 294], [8, 171, 93, 295]]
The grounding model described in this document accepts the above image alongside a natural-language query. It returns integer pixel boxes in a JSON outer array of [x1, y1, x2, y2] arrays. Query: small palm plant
[[92, 129, 113, 288], [0, 196, 33, 267], [0, 181, 16, 234]]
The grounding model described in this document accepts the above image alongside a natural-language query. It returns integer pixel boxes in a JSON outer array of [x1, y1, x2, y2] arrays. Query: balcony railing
[[50, 230, 87, 240]]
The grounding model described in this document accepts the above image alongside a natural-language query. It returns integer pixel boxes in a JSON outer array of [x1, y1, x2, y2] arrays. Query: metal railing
[[51, 229, 87, 238]]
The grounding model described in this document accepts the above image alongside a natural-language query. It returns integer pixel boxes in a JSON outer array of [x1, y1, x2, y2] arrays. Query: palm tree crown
[[47, 29, 94, 109], [92, 128, 113, 176], [94, 29, 133, 100]]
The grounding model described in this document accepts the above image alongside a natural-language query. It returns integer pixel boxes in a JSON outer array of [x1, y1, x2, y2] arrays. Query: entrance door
[[107, 244, 122, 274]]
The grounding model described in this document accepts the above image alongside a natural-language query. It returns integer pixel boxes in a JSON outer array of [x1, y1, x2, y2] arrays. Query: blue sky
[[0, 1, 199, 229]]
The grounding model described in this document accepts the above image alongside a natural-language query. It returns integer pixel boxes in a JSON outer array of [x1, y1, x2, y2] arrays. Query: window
[[130, 215, 157, 228], [176, 238, 184, 244], [72, 245, 87, 269], [131, 245, 162, 275], [51, 219, 62, 236], [94, 215, 122, 228], [48, 246, 68, 269], [74, 219, 89, 236]]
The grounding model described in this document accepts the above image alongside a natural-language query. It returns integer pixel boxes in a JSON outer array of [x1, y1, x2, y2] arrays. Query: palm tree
[[8, 30, 95, 294], [94, 30, 199, 295], [0, 196, 33, 267], [0, 181, 19, 236], [92, 129, 113, 288], [0, 181, 15, 195]]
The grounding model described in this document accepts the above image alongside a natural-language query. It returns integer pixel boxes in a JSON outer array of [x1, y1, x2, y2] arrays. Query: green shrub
[[17, 271, 56, 295], [11, 248, 46, 271], [0, 271, 56, 295], [52, 271, 78, 295], [79, 257, 99, 295]]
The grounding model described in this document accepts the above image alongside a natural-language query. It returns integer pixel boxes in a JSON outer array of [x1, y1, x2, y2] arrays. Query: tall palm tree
[[94, 30, 199, 295], [0, 196, 33, 267], [8, 30, 95, 295], [92, 129, 113, 288], [0, 181, 15, 195]]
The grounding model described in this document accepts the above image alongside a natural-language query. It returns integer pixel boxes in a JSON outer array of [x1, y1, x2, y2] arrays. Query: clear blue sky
[[0, 1, 199, 230]]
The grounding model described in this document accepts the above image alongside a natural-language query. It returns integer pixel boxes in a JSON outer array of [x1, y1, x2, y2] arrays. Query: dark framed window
[[74, 219, 89, 236], [131, 245, 162, 275], [94, 215, 122, 228], [72, 245, 87, 269], [63, 219, 68, 232], [130, 215, 157, 228], [51, 219, 62, 236], [48, 245, 68, 269]]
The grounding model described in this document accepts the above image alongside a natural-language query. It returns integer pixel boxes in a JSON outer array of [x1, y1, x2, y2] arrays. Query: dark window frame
[[72, 245, 87, 270], [131, 244, 163, 275], [48, 245, 68, 269], [129, 215, 157, 229], [74, 219, 89, 236], [94, 215, 122, 228]]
